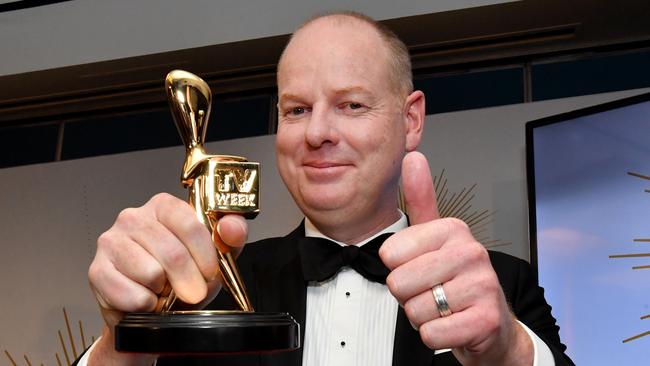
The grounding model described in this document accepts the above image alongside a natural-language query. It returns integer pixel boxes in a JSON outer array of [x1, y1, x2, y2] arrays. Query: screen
[[526, 93, 650, 364]]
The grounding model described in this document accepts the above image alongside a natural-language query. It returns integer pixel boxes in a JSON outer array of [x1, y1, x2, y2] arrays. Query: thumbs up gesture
[[379, 152, 534, 365]]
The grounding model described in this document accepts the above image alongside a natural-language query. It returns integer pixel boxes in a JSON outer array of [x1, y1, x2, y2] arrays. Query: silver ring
[[432, 284, 452, 317]]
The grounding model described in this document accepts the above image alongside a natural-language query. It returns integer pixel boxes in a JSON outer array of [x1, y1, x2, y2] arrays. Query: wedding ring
[[432, 284, 452, 317]]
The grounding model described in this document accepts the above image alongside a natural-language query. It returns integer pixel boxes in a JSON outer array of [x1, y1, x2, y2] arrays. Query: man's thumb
[[401, 151, 440, 225]]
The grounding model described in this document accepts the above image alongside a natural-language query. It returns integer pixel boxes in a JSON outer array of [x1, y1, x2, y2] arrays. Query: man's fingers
[[401, 275, 482, 328], [418, 310, 482, 351], [386, 243, 460, 302], [93, 193, 250, 315], [116, 198, 209, 305], [105, 234, 166, 294], [216, 215, 248, 249], [418, 299, 508, 354], [132, 220, 208, 304], [401, 151, 440, 225], [151, 193, 218, 282], [381, 217, 472, 270], [89, 257, 158, 314]]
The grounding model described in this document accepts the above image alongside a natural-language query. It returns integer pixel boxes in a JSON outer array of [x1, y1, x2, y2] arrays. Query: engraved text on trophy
[[202, 160, 260, 216]]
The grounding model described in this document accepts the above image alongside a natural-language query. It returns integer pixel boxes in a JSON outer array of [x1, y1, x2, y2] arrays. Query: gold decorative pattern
[[399, 169, 510, 248], [4, 308, 95, 366], [609, 171, 650, 342]]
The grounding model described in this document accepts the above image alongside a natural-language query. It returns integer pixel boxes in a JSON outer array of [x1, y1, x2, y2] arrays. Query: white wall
[[1, 87, 647, 363], [0, 0, 515, 76]]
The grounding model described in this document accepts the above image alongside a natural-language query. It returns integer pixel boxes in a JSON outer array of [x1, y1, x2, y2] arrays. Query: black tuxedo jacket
[[157, 225, 574, 366]]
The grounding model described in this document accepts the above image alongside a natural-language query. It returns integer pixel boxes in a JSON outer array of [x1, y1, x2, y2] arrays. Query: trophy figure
[[157, 69, 258, 313], [114, 70, 299, 354]]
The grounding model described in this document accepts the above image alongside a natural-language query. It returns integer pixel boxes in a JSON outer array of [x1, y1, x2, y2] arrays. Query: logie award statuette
[[114, 70, 300, 354]]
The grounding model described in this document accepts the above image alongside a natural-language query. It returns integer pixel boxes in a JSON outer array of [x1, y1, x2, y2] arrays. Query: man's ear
[[403, 90, 425, 151]]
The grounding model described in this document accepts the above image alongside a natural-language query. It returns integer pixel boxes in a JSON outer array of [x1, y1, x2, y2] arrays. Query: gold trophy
[[156, 69, 258, 313], [114, 70, 299, 354]]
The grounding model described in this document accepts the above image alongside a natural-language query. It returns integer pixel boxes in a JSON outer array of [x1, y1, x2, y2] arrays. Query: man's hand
[[86, 193, 248, 365], [379, 152, 533, 366]]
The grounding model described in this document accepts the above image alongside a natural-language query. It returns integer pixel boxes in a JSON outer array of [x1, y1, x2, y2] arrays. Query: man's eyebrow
[[278, 93, 305, 105], [278, 87, 373, 104], [333, 86, 372, 96]]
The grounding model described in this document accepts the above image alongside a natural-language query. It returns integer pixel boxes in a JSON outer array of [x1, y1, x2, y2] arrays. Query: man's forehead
[[293, 14, 378, 41], [277, 14, 399, 102], [279, 18, 388, 75], [281, 15, 384, 62]]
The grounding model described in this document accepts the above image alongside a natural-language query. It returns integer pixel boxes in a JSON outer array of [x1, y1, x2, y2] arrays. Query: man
[[80, 11, 573, 366]]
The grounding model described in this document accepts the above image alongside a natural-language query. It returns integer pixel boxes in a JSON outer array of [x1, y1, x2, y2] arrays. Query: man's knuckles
[[97, 230, 173, 295], [379, 223, 438, 269], [164, 209, 205, 238], [452, 239, 490, 269], [384, 271, 402, 300], [472, 307, 502, 340], [139, 267, 166, 294], [419, 322, 438, 349], [148, 192, 185, 212], [90, 263, 157, 312], [418, 318, 464, 350], [88, 259, 106, 293], [438, 217, 471, 240], [459, 313, 507, 357], [387, 252, 443, 301], [115, 206, 146, 229], [123, 289, 158, 313], [96, 229, 121, 254], [159, 241, 193, 270], [379, 233, 407, 270], [385, 254, 430, 301], [155, 198, 201, 233], [403, 292, 434, 327]]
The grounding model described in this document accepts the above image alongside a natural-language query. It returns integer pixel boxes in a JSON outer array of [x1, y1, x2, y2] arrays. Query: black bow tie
[[298, 233, 393, 284]]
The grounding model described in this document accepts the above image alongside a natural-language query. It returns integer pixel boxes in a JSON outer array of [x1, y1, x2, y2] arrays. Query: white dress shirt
[[79, 213, 555, 365]]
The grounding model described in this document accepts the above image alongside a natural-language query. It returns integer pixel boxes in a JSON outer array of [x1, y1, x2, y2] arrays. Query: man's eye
[[290, 107, 306, 115], [348, 103, 363, 110]]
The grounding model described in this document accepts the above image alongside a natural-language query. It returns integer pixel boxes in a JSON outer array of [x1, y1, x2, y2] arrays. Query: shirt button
[[340, 341, 346, 347], [345, 291, 350, 297]]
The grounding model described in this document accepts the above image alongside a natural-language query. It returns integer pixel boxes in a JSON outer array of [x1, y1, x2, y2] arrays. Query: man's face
[[275, 18, 420, 239]]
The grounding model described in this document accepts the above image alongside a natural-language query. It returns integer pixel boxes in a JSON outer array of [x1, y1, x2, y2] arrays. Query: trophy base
[[115, 311, 300, 354]]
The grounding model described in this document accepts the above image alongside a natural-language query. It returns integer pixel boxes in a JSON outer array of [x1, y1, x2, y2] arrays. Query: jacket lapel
[[392, 306, 436, 365], [392, 213, 437, 365], [254, 225, 307, 366]]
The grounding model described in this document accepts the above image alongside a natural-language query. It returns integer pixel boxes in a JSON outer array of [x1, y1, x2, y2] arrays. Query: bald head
[[278, 12, 413, 100]]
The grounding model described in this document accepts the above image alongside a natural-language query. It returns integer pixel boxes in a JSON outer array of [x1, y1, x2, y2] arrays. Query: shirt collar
[[304, 211, 407, 247]]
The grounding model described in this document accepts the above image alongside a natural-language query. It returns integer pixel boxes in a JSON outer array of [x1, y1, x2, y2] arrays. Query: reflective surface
[[157, 70, 258, 312]]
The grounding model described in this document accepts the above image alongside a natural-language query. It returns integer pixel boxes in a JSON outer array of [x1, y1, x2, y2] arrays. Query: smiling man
[[275, 17, 419, 244], [79, 11, 573, 366]]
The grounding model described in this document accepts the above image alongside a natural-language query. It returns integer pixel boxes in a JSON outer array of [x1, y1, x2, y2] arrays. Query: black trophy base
[[115, 311, 300, 354]]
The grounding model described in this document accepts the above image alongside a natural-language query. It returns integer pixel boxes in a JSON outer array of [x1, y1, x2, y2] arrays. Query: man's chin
[[301, 199, 346, 212], [291, 180, 363, 217], [299, 193, 353, 216]]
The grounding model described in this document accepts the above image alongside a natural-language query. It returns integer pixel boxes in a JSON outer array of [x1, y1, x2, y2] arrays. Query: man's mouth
[[303, 161, 350, 168], [302, 161, 354, 179]]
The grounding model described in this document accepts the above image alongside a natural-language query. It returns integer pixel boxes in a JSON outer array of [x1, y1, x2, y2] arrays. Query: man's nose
[[305, 106, 339, 147]]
